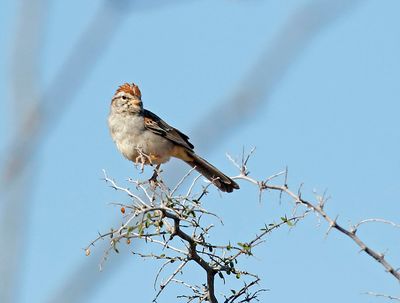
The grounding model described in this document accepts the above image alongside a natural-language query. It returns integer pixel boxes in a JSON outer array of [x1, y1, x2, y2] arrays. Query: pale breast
[[108, 112, 174, 164]]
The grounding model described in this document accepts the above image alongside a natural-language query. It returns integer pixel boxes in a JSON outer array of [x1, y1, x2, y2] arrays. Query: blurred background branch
[[192, 0, 362, 152], [1, 1, 129, 187], [1, 1, 131, 302], [1, 1, 48, 301]]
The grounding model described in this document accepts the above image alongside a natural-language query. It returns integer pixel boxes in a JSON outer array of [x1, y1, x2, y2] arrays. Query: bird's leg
[[135, 148, 152, 173], [134, 158, 145, 173], [135, 150, 145, 173]]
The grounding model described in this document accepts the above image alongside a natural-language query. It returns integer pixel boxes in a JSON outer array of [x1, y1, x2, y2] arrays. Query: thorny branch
[[229, 150, 400, 284], [88, 167, 301, 303], [88, 149, 399, 302]]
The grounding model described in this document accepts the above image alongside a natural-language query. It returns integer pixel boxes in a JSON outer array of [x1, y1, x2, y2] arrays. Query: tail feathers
[[185, 152, 239, 193]]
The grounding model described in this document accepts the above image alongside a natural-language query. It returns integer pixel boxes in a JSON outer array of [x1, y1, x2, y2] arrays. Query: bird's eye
[[122, 96, 127, 100]]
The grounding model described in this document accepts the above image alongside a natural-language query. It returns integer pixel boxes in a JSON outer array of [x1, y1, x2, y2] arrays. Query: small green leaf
[[281, 215, 294, 226], [261, 224, 269, 232]]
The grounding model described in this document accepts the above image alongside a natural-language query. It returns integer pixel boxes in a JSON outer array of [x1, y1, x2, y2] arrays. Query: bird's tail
[[181, 150, 239, 193]]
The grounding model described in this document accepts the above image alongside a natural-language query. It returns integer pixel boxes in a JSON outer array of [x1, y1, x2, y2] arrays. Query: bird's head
[[111, 83, 143, 114]]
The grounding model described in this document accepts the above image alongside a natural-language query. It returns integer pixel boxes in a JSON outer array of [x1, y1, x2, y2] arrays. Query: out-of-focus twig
[[192, 0, 362, 152], [1, 1, 128, 187], [1, 2, 131, 303], [1, 1, 48, 302], [10, 0, 47, 119]]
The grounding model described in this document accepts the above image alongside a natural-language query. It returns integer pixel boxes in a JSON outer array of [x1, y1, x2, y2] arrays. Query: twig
[[353, 218, 400, 231], [171, 167, 197, 196], [364, 292, 400, 301], [153, 261, 188, 302], [103, 170, 147, 206]]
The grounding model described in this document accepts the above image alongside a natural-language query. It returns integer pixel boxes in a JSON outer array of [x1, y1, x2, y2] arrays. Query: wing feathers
[[143, 109, 194, 150]]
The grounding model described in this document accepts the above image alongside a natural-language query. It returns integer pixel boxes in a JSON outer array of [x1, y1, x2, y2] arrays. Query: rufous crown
[[116, 83, 141, 99]]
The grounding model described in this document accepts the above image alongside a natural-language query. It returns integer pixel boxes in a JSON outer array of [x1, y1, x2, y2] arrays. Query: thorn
[[325, 217, 338, 238], [332, 215, 339, 227], [358, 246, 367, 254]]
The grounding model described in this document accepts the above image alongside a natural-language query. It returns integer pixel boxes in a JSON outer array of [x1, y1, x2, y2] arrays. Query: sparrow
[[108, 83, 239, 193]]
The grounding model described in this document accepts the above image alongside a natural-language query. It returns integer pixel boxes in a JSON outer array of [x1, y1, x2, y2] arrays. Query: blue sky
[[1, 1, 400, 302]]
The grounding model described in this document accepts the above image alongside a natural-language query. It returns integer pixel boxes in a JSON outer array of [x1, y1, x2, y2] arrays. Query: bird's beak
[[132, 99, 143, 107]]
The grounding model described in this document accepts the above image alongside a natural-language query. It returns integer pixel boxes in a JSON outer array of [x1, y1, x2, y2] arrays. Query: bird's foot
[[135, 148, 152, 173]]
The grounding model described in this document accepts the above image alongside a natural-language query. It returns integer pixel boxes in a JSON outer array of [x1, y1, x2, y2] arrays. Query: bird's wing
[[143, 109, 194, 150]]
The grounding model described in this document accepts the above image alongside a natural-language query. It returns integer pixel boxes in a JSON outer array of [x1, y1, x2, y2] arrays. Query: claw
[[134, 154, 145, 173], [134, 147, 153, 172]]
